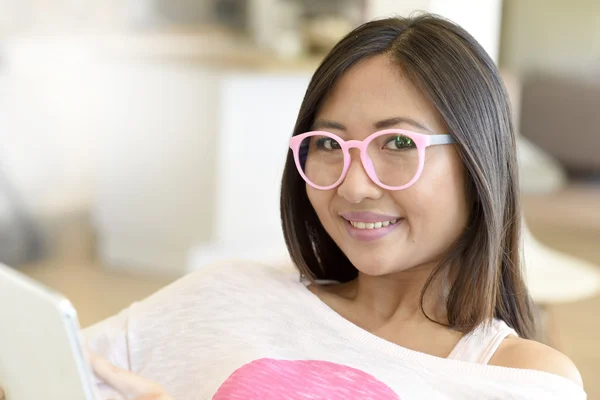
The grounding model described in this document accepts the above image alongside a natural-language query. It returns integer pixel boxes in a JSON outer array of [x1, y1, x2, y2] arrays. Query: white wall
[[365, 0, 429, 19], [365, 0, 503, 63], [187, 73, 311, 269], [500, 0, 600, 74], [91, 60, 221, 274], [429, 0, 503, 63], [0, 38, 95, 216]]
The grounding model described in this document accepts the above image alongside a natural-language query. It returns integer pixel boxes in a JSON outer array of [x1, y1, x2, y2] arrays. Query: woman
[[82, 14, 584, 399]]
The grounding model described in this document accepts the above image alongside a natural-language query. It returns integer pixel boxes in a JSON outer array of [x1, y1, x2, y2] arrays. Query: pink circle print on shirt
[[213, 358, 400, 399]]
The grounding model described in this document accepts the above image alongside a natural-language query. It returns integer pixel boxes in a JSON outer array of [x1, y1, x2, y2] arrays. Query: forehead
[[315, 54, 445, 136]]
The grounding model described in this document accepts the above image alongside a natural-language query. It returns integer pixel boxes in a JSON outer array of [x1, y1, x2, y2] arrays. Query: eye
[[383, 135, 415, 150], [315, 137, 341, 150]]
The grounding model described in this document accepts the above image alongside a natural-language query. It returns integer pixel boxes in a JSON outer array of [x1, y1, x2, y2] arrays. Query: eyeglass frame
[[289, 128, 456, 191]]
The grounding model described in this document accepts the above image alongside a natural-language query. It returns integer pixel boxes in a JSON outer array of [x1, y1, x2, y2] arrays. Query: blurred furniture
[[524, 221, 600, 304], [522, 184, 600, 347], [505, 69, 600, 344], [0, 165, 44, 265], [517, 137, 567, 194], [126, 0, 240, 29], [502, 71, 568, 194], [520, 72, 600, 176]]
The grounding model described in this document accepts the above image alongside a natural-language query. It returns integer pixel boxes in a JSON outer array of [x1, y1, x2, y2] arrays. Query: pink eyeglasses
[[289, 129, 456, 191]]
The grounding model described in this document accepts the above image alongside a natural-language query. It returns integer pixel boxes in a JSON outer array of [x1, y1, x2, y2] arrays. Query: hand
[[0, 386, 5, 400], [89, 351, 174, 400]]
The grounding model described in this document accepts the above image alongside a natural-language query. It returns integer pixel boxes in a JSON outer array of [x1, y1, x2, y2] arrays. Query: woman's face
[[307, 54, 470, 276]]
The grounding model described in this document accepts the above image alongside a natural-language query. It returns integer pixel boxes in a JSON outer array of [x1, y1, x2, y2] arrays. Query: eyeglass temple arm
[[429, 134, 456, 146]]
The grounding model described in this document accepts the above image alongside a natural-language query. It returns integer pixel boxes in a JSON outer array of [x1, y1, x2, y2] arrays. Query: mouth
[[340, 215, 404, 242], [346, 218, 400, 230]]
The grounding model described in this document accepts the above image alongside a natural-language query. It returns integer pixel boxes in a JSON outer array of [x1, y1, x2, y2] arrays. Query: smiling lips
[[348, 219, 399, 230], [340, 212, 403, 241]]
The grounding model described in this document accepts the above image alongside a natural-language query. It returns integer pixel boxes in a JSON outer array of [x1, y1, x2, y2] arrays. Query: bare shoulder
[[489, 336, 583, 386]]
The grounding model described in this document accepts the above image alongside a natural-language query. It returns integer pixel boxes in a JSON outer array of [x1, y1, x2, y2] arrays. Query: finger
[[0, 387, 5, 400], [88, 351, 163, 397]]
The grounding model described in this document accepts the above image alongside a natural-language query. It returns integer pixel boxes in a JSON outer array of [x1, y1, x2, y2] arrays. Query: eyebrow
[[312, 116, 433, 133]]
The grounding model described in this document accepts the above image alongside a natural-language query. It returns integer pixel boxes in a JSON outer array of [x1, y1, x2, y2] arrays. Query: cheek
[[402, 151, 469, 232], [306, 185, 334, 223]]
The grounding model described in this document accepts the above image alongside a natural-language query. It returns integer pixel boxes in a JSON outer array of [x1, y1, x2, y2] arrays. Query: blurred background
[[0, 0, 599, 396]]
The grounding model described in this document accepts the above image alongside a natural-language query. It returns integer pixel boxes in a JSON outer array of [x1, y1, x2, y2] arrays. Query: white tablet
[[0, 263, 97, 400]]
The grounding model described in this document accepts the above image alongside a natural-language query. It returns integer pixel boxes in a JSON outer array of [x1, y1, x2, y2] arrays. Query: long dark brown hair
[[280, 14, 538, 339]]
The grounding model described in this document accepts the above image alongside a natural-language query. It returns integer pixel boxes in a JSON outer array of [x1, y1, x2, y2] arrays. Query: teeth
[[349, 219, 398, 229]]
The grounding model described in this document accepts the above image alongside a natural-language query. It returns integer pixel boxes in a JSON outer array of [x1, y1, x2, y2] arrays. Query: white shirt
[[83, 260, 587, 399]]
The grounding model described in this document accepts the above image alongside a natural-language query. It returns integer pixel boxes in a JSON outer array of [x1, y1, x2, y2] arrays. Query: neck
[[341, 263, 448, 327]]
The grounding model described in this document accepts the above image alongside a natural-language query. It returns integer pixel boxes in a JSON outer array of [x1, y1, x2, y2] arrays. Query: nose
[[336, 150, 383, 203]]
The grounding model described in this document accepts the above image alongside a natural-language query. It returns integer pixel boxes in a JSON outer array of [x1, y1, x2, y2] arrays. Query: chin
[[346, 254, 405, 277]]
